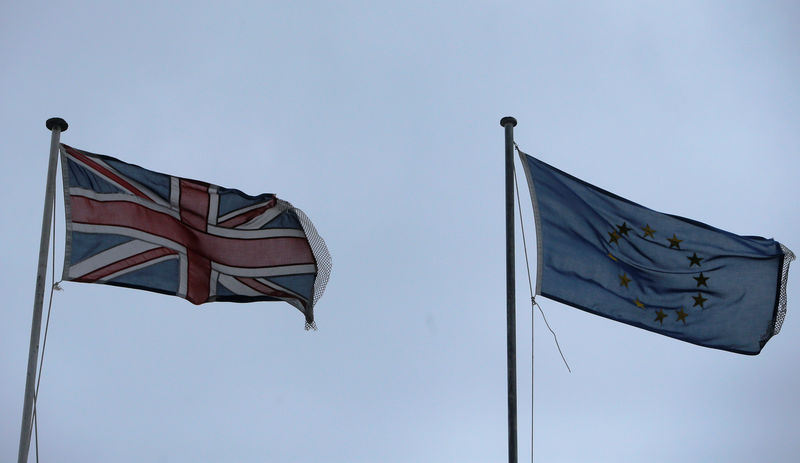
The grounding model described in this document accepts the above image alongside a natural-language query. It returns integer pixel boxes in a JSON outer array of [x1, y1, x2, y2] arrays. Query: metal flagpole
[[501, 116, 518, 463], [18, 117, 68, 463]]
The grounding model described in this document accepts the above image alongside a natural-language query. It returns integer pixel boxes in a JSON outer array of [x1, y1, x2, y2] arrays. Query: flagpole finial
[[500, 116, 517, 127], [46, 118, 68, 132]]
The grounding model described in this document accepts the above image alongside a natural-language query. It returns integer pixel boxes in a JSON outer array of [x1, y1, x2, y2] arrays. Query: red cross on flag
[[60, 144, 331, 328]]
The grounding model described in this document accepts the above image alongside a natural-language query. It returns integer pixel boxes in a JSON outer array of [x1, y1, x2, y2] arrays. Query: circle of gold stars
[[605, 221, 715, 327]]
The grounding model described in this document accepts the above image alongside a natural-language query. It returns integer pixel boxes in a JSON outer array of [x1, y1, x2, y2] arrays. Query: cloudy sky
[[2, 1, 799, 462]]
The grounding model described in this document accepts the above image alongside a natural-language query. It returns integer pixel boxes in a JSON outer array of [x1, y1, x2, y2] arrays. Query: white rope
[[512, 143, 571, 373], [511, 144, 536, 463], [513, 143, 571, 463], [531, 300, 570, 373]]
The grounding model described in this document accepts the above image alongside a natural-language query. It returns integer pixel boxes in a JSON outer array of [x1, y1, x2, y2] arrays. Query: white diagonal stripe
[[68, 240, 162, 279], [206, 225, 306, 239], [65, 151, 171, 207], [217, 200, 277, 223], [69, 187, 180, 220], [236, 207, 287, 230], [254, 276, 306, 301], [216, 274, 262, 297], [71, 223, 187, 254], [211, 262, 316, 277], [99, 254, 179, 282]]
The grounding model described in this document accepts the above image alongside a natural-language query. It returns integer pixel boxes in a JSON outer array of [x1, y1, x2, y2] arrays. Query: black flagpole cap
[[500, 116, 517, 127], [46, 117, 68, 132]]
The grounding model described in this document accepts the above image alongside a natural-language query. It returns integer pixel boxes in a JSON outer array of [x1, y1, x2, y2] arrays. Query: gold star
[[654, 309, 667, 324], [617, 222, 632, 237], [619, 273, 631, 288], [634, 298, 645, 309], [642, 224, 656, 239], [692, 292, 707, 308], [667, 234, 682, 249], [608, 252, 618, 262], [693, 273, 709, 288], [687, 253, 703, 267], [676, 308, 688, 324], [608, 231, 620, 245]]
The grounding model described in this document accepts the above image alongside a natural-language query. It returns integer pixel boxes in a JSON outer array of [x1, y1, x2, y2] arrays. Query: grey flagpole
[[18, 117, 68, 463], [501, 116, 518, 463]]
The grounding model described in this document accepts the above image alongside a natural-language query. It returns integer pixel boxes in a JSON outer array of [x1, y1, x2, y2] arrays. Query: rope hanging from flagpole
[[512, 142, 536, 463], [513, 158, 536, 463], [531, 300, 570, 373], [513, 142, 572, 463], [32, 162, 62, 463], [513, 143, 571, 373]]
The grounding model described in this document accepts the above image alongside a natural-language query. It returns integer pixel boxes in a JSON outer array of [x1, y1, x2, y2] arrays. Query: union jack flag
[[59, 144, 331, 327]]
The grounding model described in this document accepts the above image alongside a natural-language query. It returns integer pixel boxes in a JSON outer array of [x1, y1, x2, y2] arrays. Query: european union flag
[[519, 152, 794, 355]]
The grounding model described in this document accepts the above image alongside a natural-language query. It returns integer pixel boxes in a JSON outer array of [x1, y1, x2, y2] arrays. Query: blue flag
[[519, 152, 793, 354]]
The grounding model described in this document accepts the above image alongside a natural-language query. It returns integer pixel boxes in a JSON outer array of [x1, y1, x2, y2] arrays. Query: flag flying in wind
[[59, 144, 331, 327], [519, 151, 793, 354]]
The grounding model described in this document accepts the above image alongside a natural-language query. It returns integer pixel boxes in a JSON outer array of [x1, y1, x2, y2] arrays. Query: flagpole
[[501, 116, 518, 463], [18, 117, 68, 463]]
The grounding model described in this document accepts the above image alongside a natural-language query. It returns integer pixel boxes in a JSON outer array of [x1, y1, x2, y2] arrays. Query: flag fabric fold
[[59, 144, 331, 327], [519, 151, 793, 354]]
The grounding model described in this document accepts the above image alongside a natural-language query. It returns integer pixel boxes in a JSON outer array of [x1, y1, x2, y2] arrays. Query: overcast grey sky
[[2, 1, 799, 462]]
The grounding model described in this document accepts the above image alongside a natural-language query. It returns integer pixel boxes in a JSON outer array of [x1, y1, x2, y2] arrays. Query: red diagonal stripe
[[76, 247, 177, 282], [218, 203, 273, 228], [235, 277, 297, 300], [63, 145, 152, 201]]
